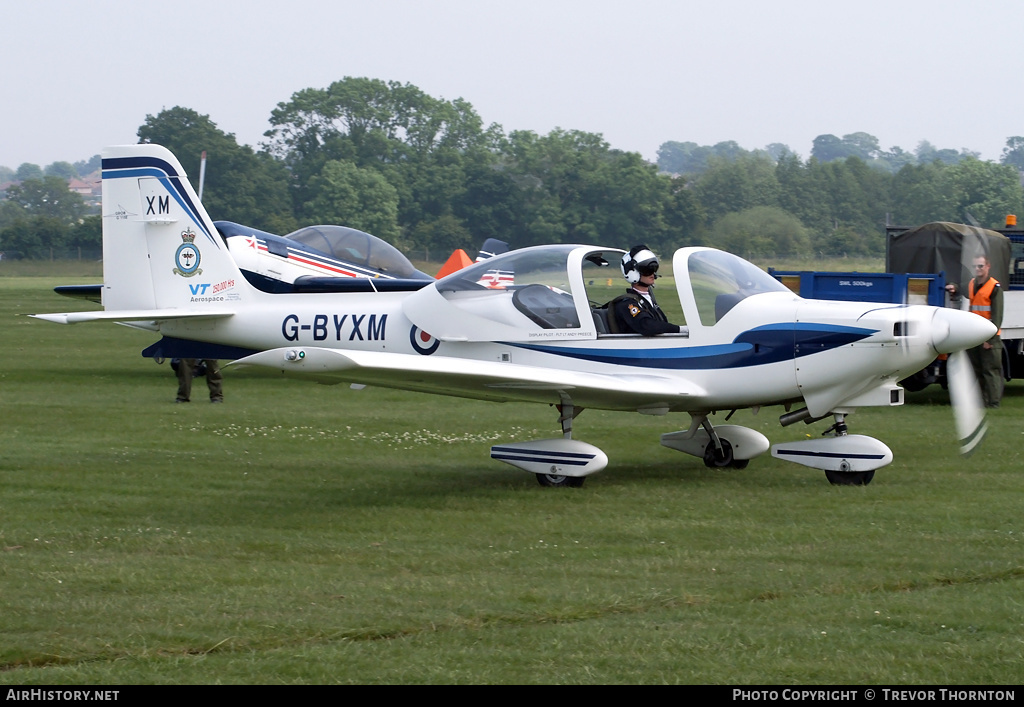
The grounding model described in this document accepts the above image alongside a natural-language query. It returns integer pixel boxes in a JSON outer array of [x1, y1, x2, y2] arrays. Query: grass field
[[1, 271, 1022, 685]]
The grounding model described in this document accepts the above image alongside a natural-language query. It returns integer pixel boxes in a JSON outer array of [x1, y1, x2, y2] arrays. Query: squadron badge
[[173, 229, 202, 277]]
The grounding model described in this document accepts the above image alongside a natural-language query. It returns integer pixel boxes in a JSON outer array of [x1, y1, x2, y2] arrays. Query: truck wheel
[[899, 370, 932, 392]]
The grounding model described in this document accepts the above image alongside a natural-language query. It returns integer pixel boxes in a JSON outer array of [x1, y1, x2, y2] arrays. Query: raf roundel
[[410, 326, 440, 355]]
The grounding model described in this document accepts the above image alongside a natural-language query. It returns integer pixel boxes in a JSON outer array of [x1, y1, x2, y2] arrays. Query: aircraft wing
[[230, 347, 704, 410], [29, 309, 235, 325]]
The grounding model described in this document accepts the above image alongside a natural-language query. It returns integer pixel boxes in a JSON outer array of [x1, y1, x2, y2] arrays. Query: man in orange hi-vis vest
[[946, 255, 1004, 408]]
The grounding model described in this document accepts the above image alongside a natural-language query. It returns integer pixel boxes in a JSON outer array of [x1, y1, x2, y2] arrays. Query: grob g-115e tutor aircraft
[[33, 144, 995, 487]]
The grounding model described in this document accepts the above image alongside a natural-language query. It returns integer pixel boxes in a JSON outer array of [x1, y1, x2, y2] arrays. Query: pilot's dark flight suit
[[611, 288, 681, 336]]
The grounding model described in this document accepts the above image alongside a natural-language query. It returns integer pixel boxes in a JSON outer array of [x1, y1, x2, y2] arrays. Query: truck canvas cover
[[887, 221, 1011, 289]]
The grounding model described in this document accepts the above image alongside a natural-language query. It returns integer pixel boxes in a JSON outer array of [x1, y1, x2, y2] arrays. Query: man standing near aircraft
[[173, 358, 224, 403], [612, 245, 686, 336], [946, 255, 1004, 408]]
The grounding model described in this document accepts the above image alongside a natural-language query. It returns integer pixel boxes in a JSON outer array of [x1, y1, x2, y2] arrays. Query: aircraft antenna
[[198, 151, 208, 201]]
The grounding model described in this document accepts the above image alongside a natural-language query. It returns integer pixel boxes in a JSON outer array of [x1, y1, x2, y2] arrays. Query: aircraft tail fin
[[476, 238, 509, 262], [100, 144, 246, 312]]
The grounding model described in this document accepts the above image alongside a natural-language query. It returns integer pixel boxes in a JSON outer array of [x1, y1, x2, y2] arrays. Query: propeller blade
[[946, 349, 987, 456]]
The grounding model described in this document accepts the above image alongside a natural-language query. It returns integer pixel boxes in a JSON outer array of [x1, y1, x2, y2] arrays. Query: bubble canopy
[[285, 225, 429, 279]]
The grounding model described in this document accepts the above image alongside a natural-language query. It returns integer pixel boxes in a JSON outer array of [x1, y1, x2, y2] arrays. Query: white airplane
[[33, 144, 996, 487], [222, 221, 434, 286]]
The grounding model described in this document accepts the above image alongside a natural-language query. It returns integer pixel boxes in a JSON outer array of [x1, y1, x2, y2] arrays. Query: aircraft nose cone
[[931, 308, 996, 354]]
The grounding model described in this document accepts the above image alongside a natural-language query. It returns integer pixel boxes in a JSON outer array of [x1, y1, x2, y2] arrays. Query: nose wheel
[[821, 414, 872, 485]]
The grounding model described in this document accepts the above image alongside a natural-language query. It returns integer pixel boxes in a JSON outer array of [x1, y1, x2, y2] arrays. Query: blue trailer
[[768, 270, 947, 307]]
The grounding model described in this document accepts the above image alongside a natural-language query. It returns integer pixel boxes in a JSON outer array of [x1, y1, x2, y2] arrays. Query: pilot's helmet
[[621, 245, 659, 284]]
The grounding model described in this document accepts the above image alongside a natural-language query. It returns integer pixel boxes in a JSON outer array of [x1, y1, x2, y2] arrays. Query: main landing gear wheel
[[703, 439, 734, 468], [702, 440, 750, 470], [825, 469, 875, 486], [536, 473, 585, 488]]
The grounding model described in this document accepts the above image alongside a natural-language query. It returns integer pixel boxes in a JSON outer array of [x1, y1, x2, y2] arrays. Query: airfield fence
[[0, 247, 102, 261]]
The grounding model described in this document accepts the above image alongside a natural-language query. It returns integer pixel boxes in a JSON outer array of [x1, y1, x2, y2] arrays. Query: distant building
[[0, 172, 101, 208], [67, 178, 92, 195], [76, 171, 102, 208]]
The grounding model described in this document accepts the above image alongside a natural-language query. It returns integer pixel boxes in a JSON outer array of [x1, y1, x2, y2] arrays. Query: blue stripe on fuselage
[[508, 323, 876, 370]]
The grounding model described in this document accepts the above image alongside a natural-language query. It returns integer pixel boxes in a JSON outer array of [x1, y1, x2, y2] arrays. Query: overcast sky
[[5, 0, 1024, 170]]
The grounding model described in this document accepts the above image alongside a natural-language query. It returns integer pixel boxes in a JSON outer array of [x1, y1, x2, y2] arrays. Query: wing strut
[[556, 393, 583, 439]]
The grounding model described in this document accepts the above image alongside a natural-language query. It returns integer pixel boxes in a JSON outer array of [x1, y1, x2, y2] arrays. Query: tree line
[[3, 77, 1023, 261]]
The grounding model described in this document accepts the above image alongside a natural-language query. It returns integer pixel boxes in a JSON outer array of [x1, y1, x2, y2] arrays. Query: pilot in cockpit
[[611, 245, 687, 336]]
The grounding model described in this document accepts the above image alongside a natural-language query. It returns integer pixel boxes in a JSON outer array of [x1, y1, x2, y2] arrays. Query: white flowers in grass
[[176, 422, 542, 448]]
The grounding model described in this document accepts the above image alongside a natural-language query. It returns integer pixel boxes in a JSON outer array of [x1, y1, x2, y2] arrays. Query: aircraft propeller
[[946, 349, 987, 456], [941, 228, 994, 456]]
